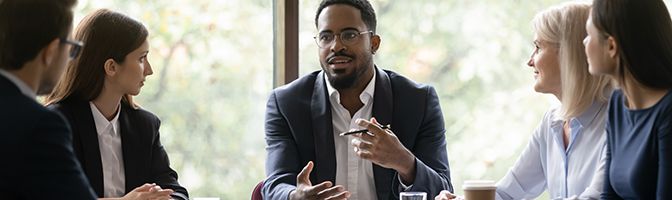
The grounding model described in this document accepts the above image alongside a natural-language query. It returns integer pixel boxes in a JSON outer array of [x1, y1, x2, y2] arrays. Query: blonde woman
[[436, 2, 612, 200]]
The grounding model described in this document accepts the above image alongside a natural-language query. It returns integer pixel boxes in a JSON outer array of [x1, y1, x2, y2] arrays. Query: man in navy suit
[[263, 0, 453, 199], [0, 0, 96, 199]]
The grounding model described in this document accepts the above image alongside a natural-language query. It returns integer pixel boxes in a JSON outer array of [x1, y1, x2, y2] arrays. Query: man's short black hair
[[315, 0, 377, 33], [0, 0, 77, 70]]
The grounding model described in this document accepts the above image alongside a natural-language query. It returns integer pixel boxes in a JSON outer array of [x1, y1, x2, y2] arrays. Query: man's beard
[[326, 56, 372, 90]]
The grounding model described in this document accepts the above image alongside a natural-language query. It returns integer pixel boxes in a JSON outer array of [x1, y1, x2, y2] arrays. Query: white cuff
[[397, 174, 413, 191]]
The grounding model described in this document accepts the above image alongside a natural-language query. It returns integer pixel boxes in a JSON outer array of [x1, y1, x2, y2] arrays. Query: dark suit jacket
[[0, 75, 96, 199], [263, 67, 453, 200], [48, 100, 188, 200]]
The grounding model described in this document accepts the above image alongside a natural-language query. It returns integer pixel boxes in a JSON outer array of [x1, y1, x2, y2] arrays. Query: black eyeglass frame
[[314, 30, 373, 49], [60, 38, 84, 59]]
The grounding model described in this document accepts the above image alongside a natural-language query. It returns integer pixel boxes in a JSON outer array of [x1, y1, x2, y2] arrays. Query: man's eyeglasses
[[60, 38, 84, 59], [314, 30, 373, 49]]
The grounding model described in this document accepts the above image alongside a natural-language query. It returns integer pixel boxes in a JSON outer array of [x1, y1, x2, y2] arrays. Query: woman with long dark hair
[[584, 0, 672, 198], [46, 9, 188, 200]]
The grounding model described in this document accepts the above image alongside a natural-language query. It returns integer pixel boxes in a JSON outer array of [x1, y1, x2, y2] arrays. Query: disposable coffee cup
[[462, 180, 496, 200]]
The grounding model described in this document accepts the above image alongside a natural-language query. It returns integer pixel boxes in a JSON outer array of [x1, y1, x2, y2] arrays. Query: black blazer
[[49, 100, 188, 200], [263, 67, 453, 200], [0, 75, 96, 199]]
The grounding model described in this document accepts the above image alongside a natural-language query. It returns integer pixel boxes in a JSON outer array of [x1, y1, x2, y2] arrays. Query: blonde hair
[[532, 2, 613, 120]]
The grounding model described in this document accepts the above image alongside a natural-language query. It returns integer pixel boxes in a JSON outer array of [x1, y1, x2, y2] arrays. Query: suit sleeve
[[18, 110, 97, 199], [401, 86, 453, 197], [263, 91, 301, 200], [149, 118, 189, 200]]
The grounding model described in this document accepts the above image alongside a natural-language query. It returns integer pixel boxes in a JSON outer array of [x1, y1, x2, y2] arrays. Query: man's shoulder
[[0, 95, 70, 147], [272, 70, 321, 97], [0, 94, 59, 127], [384, 69, 434, 94]]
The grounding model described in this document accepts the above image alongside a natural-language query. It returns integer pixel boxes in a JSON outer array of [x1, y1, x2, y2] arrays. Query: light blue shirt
[[496, 101, 608, 200]]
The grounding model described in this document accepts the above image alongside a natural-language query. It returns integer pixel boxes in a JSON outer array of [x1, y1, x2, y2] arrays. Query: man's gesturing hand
[[289, 161, 351, 200]]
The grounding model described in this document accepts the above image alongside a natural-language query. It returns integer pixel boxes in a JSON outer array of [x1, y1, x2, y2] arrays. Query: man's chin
[[329, 75, 357, 90]]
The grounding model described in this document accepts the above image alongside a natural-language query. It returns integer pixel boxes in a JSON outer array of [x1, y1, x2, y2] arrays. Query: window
[[74, 0, 672, 198], [75, 0, 272, 198]]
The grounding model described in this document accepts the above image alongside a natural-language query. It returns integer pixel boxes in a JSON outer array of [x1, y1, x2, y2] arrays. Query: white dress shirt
[[0, 69, 36, 99], [496, 101, 608, 200], [90, 102, 126, 197], [325, 72, 378, 200]]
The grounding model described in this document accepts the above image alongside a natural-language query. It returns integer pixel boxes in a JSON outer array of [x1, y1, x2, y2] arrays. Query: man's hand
[[119, 183, 174, 200], [289, 161, 351, 200], [351, 118, 416, 184], [435, 190, 458, 200]]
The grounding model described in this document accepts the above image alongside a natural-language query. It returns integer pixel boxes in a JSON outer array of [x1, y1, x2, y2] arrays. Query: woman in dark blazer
[[46, 9, 188, 200]]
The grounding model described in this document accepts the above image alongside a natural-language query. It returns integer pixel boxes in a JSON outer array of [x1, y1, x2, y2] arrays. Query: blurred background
[[72, 0, 672, 199]]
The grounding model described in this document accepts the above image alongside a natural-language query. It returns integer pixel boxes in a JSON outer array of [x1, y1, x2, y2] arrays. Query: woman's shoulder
[[608, 89, 625, 108], [542, 105, 562, 124], [657, 89, 672, 110], [45, 99, 88, 118], [121, 103, 160, 124], [532, 105, 562, 139], [655, 90, 672, 127]]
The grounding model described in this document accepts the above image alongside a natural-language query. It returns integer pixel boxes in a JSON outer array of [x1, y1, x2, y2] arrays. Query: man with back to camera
[[263, 0, 453, 199], [0, 0, 97, 199]]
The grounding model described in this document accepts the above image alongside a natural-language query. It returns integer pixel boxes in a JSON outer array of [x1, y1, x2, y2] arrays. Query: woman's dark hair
[[46, 9, 148, 106], [592, 0, 672, 89]]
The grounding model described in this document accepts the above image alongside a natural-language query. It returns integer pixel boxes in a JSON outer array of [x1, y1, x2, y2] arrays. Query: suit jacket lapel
[[118, 104, 139, 193], [72, 101, 105, 197], [371, 67, 395, 199], [311, 71, 336, 184]]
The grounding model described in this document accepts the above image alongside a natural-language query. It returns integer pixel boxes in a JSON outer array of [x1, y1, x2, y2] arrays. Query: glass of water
[[400, 192, 427, 200]]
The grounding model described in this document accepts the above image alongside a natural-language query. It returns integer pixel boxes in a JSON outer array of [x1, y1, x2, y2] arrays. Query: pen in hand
[[339, 124, 391, 136]]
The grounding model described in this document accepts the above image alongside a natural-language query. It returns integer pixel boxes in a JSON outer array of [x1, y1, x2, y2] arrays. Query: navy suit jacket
[[0, 75, 96, 199], [48, 100, 188, 200], [263, 67, 453, 200]]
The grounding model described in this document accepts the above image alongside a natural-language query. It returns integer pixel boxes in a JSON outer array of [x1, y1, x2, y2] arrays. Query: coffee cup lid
[[462, 180, 496, 190]]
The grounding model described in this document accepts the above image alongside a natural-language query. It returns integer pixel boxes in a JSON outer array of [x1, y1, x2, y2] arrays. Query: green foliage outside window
[[73, 0, 672, 198]]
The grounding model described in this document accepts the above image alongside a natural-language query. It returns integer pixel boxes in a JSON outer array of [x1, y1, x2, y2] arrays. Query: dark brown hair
[[46, 9, 148, 106], [592, 0, 672, 89], [0, 0, 77, 70]]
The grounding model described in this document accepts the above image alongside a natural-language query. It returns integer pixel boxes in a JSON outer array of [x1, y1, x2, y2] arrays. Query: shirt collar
[[89, 101, 121, 136], [0, 69, 36, 99], [324, 69, 377, 105], [551, 100, 607, 130], [575, 101, 607, 129]]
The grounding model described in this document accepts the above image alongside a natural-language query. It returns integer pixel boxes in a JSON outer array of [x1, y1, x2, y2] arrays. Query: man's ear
[[607, 36, 618, 59], [104, 58, 118, 76], [41, 38, 61, 67], [370, 34, 381, 54]]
